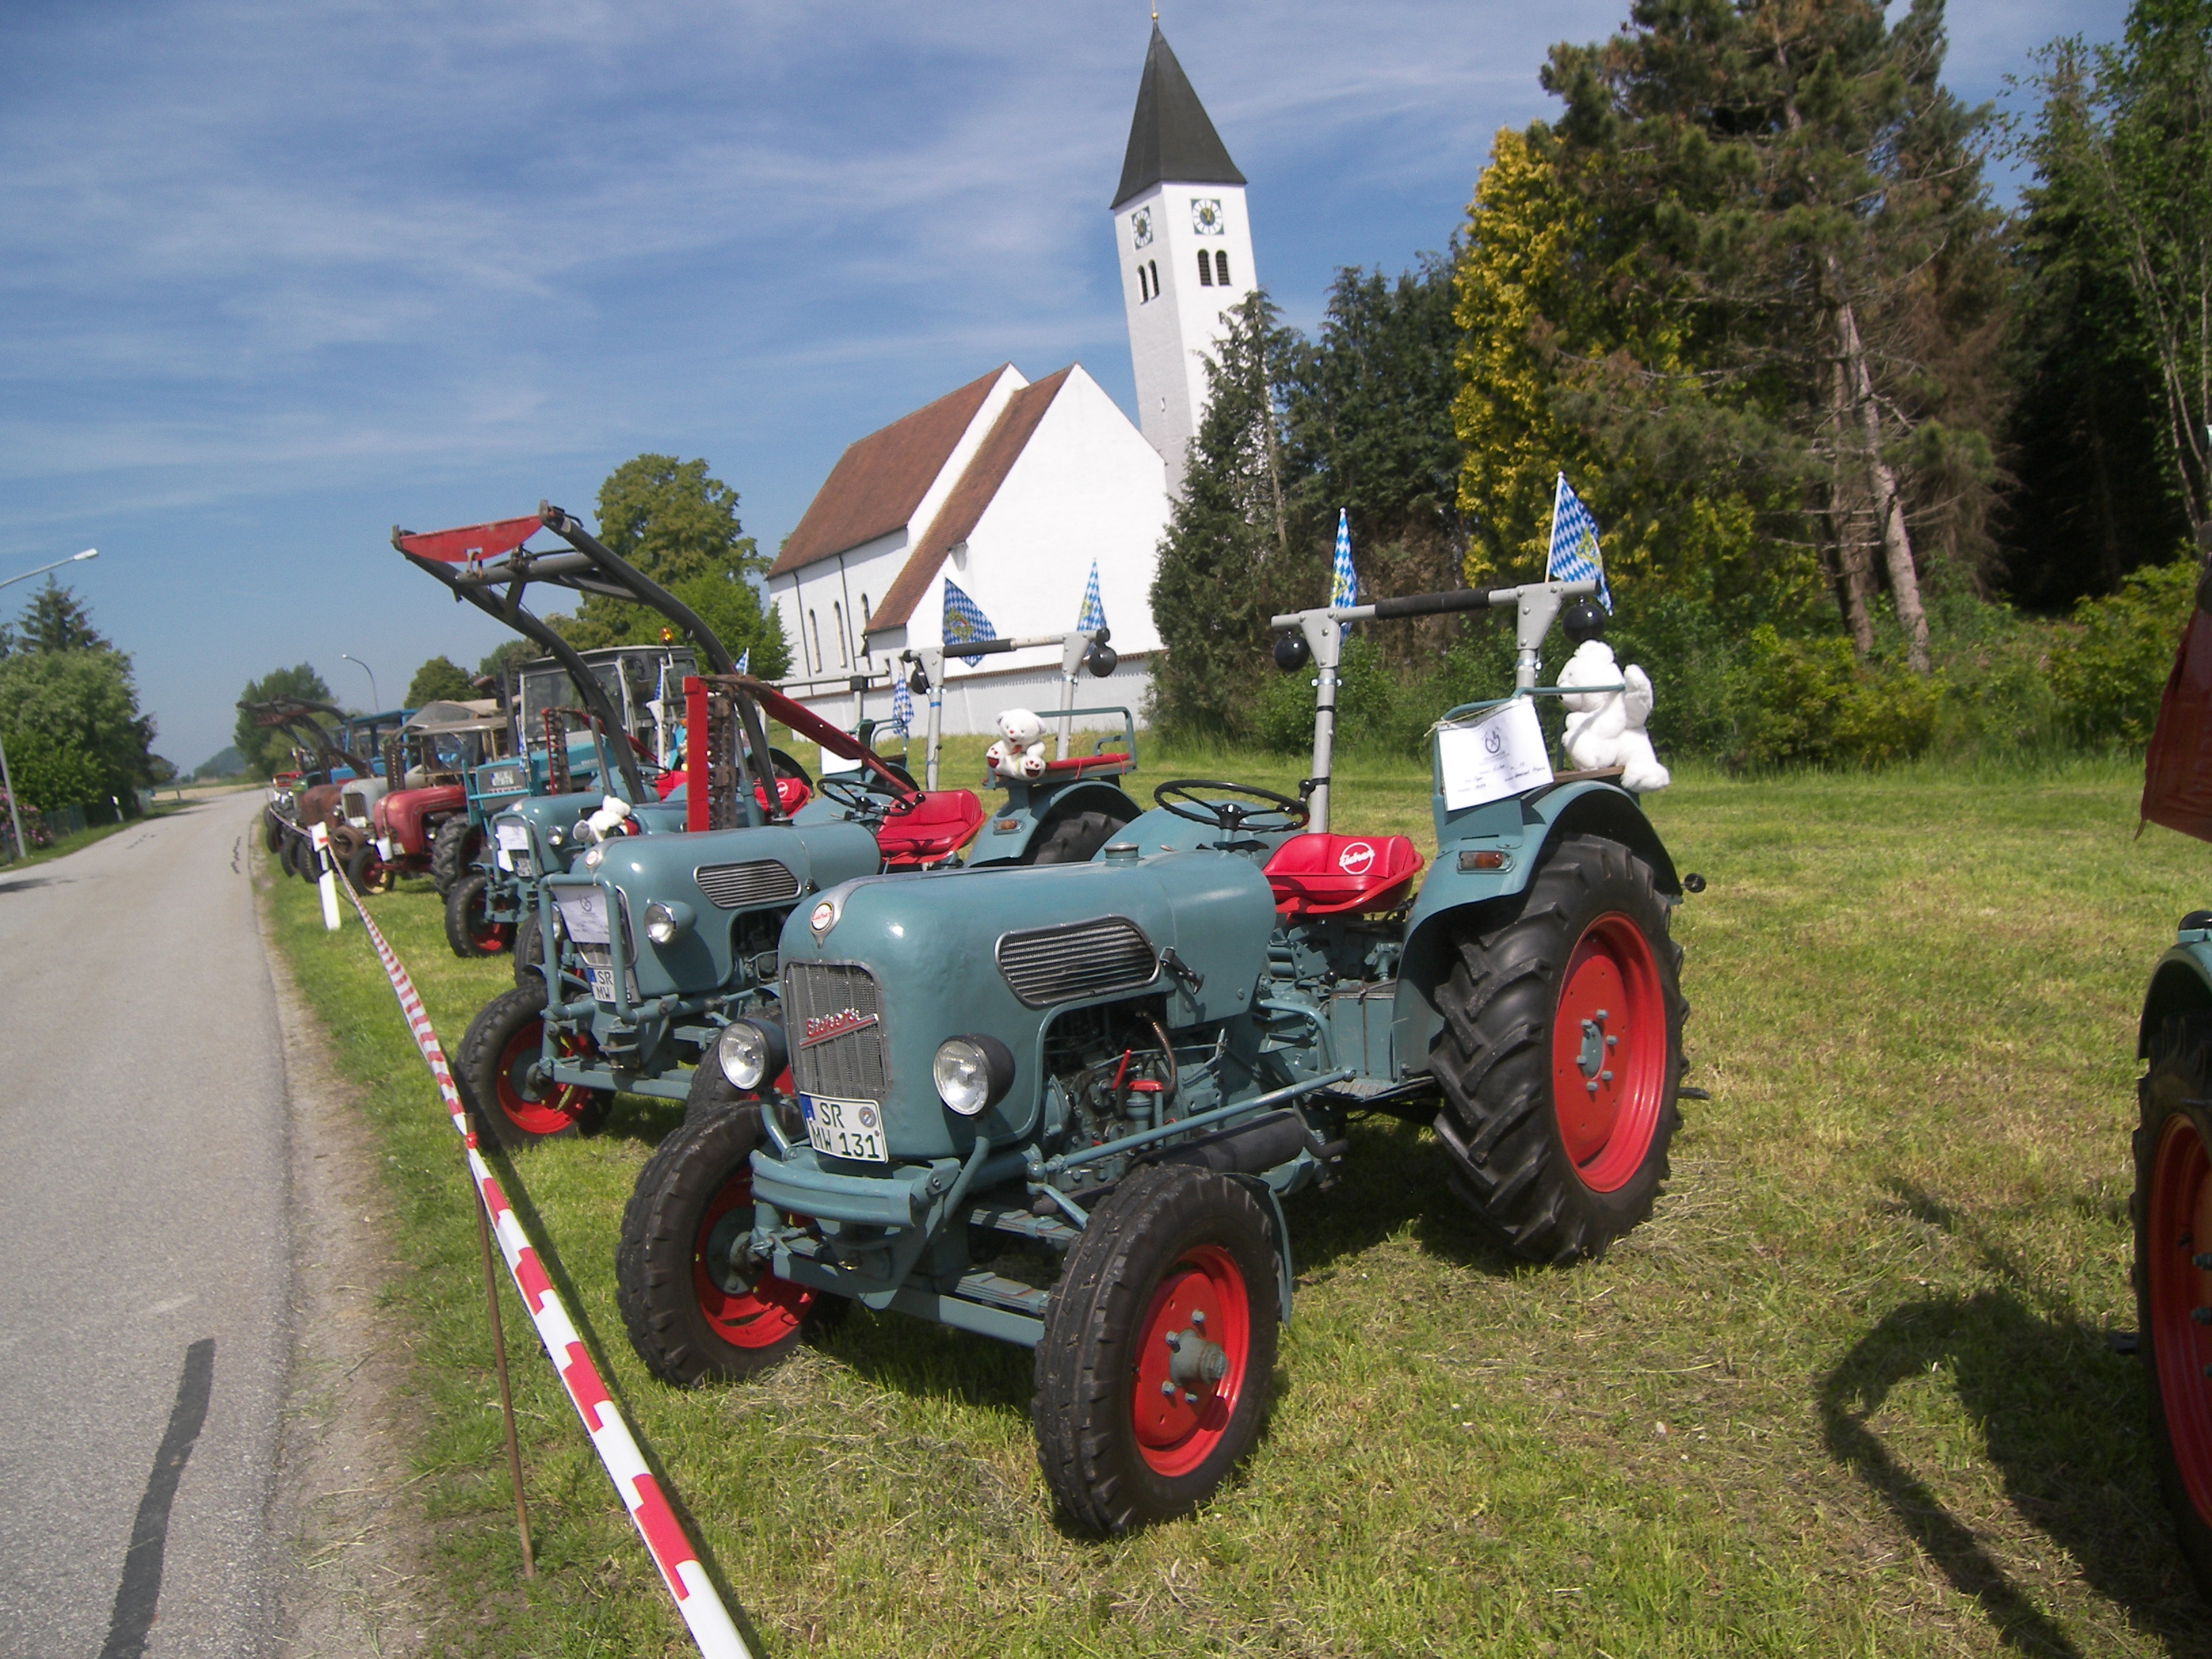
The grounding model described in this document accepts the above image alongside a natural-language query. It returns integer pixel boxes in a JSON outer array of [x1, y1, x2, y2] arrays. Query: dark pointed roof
[[1111, 24, 1245, 210]]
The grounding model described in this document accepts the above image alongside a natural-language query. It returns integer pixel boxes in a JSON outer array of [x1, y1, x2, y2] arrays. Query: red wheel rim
[[468, 897, 514, 951], [491, 1017, 596, 1137], [1549, 912, 1666, 1193], [691, 1161, 813, 1349], [364, 860, 394, 895], [1129, 1243, 1252, 1478], [2148, 1111, 2212, 1523]]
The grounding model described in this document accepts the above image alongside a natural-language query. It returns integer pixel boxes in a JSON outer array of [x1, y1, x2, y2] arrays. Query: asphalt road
[[0, 797, 291, 1658]]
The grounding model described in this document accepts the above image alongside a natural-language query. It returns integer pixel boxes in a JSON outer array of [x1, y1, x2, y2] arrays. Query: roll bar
[[895, 629, 1115, 790], [1269, 579, 1596, 834]]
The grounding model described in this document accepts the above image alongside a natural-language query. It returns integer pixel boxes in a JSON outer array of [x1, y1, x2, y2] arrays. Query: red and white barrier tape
[[325, 863, 752, 1659]]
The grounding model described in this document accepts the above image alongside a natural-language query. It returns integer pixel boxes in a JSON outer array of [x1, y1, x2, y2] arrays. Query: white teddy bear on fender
[[985, 708, 1048, 782], [1555, 600, 1671, 794]]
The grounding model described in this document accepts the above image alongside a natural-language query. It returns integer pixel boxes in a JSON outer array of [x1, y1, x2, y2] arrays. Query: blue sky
[[0, 0, 2126, 769]]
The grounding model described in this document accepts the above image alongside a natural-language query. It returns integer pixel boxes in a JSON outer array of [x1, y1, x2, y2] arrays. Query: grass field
[[263, 752, 2212, 1657]]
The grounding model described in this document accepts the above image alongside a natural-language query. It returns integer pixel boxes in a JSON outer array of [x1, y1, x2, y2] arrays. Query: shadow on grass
[[1819, 1181, 2212, 1656], [1285, 1113, 1526, 1281]]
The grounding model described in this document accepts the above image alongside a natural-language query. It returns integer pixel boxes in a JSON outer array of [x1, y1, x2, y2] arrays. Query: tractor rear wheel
[[1023, 807, 1134, 866], [262, 811, 284, 853], [429, 817, 478, 896], [616, 1104, 846, 1385], [1033, 1163, 1277, 1533], [345, 841, 395, 895], [445, 872, 513, 958], [293, 832, 325, 884], [456, 984, 611, 1150], [1429, 833, 1685, 1264], [2135, 1014, 2212, 1595]]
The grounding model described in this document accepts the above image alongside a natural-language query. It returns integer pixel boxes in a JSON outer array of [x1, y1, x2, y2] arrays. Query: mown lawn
[[265, 752, 2212, 1656]]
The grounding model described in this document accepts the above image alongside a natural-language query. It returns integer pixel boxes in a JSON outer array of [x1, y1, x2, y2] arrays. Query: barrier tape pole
[[310, 822, 342, 930], [323, 860, 752, 1659]]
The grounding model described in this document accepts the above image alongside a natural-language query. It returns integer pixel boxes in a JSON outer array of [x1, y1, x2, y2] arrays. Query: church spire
[[1111, 24, 1246, 210]]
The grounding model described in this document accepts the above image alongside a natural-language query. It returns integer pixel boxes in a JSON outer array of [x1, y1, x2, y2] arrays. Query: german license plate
[[804, 1097, 887, 1163]]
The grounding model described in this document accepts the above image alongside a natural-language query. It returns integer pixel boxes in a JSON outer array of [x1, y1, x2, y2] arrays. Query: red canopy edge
[[2142, 605, 2212, 842], [394, 515, 545, 565]]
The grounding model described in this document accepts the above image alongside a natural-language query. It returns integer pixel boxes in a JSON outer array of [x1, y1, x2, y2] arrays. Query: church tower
[[1111, 24, 1255, 499]]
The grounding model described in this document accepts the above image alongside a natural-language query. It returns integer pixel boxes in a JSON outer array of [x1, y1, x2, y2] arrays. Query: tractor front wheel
[[445, 872, 514, 958], [616, 1104, 846, 1385], [2135, 1015, 2212, 1594], [1033, 1163, 1278, 1533], [1429, 833, 1686, 1263], [429, 817, 479, 896], [456, 985, 611, 1150], [345, 840, 395, 895]]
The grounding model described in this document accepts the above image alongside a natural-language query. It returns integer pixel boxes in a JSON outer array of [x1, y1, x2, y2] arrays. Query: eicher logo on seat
[[1336, 841, 1375, 876], [801, 1008, 878, 1048]]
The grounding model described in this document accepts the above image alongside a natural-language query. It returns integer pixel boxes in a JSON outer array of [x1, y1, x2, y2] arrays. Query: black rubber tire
[[455, 983, 612, 1150], [292, 830, 324, 884], [429, 817, 479, 896], [616, 1104, 848, 1385], [1023, 805, 1136, 865], [684, 1046, 749, 1125], [445, 871, 513, 958], [262, 810, 284, 853], [2135, 1014, 2212, 1596], [1032, 1163, 1279, 1534], [513, 907, 545, 985], [1428, 833, 1687, 1264], [344, 840, 394, 895], [276, 831, 301, 878]]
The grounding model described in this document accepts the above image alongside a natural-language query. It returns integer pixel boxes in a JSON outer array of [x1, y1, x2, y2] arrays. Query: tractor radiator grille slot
[[784, 963, 888, 1105], [996, 916, 1158, 1008], [693, 859, 802, 910]]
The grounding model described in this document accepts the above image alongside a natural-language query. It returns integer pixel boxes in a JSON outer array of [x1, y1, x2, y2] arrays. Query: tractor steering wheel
[[1152, 779, 1309, 837], [819, 774, 902, 814]]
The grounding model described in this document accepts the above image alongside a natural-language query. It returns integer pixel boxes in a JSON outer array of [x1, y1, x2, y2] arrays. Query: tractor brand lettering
[[801, 1008, 878, 1048], [1336, 841, 1375, 876]]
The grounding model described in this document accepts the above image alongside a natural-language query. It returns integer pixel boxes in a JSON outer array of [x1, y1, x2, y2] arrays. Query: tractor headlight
[[933, 1034, 1015, 1117], [716, 1019, 786, 1091], [644, 899, 695, 945]]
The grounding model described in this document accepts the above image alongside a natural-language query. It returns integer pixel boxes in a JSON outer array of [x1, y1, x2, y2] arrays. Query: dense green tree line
[[0, 583, 161, 813], [1151, 0, 2212, 764]]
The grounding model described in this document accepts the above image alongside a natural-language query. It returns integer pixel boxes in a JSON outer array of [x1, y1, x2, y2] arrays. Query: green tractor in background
[[615, 577, 1698, 1532]]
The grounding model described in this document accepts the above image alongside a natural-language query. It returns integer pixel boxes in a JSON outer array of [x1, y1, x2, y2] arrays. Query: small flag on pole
[[1330, 509, 1358, 610], [890, 674, 913, 735], [1544, 473, 1612, 611], [1077, 562, 1107, 634], [736, 647, 750, 675], [942, 579, 998, 667]]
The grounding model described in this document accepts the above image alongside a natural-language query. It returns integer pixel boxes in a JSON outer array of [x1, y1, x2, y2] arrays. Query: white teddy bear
[[985, 708, 1048, 782], [583, 794, 634, 841], [1555, 602, 1671, 794]]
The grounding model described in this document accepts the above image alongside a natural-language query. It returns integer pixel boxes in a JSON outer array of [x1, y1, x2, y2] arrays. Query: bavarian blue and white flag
[[890, 673, 913, 735], [736, 647, 750, 675], [1545, 473, 1613, 611], [1330, 509, 1359, 609], [942, 579, 997, 667], [1077, 561, 1107, 634]]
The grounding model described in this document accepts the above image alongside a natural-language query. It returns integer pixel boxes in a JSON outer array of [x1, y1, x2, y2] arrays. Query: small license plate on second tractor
[[804, 1097, 887, 1163]]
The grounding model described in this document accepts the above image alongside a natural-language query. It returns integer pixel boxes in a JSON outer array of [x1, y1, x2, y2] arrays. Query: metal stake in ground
[[474, 1181, 535, 1580]]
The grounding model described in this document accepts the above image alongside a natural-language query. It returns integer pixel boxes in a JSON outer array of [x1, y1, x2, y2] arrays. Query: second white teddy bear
[[985, 708, 1048, 781], [1555, 603, 1670, 794]]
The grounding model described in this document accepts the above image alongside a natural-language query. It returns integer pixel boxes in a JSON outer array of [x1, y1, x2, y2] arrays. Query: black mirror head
[[1561, 598, 1609, 646], [1273, 632, 1311, 673], [1085, 642, 1118, 678]]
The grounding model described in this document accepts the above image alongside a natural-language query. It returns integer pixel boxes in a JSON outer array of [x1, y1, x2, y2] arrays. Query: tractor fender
[[968, 778, 1137, 865], [2139, 938, 2212, 1058], [1392, 780, 1679, 1078]]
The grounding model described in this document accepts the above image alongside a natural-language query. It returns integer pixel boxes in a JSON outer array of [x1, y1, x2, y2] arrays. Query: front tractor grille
[[694, 859, 802, 910], [996, 917, 1158, 1008], [785, 962, 889, 1104]]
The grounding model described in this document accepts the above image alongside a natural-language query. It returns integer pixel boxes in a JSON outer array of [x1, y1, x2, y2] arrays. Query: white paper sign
[[1437, 699, 1554, 811], [818, 743, 862, 776]]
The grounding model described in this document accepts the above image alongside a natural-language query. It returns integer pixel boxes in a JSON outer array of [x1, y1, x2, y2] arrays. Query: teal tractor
[[615, 579, 1696, 1532]]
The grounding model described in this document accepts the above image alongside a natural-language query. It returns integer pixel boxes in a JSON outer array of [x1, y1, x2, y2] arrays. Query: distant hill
[[192, 745, 246, 779]]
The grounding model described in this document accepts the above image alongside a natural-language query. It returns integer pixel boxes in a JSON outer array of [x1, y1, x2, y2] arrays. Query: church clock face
[[1130, 207, 1153, 249], [1191, 197, 1225, 236]]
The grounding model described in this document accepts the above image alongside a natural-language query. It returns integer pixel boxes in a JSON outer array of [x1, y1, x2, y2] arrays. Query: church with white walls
[[766, 24, 1256, 735]]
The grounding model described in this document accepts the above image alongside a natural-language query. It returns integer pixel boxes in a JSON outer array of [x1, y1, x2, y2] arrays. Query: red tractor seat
[[874, 790, 985, 869], [1264, 834, 1425, 917], [756, 776, 813, 815], [1037, 752, 1130, 778]]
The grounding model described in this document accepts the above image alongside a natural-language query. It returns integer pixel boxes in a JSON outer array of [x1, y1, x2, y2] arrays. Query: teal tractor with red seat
[[615, 576, 1696, 1532]]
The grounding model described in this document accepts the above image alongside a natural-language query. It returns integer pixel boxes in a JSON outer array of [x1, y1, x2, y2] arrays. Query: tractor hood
[[775, 851, 1276, 1159]]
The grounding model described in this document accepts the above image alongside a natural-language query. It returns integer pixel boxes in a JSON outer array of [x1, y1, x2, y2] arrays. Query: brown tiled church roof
[[865, 368, 1073, 634], [768, 365, 1009, 577]]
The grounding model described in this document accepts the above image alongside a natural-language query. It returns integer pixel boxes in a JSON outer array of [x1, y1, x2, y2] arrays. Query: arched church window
[[808, 610, 822, 674], [1137, 264, 1150, 302], [1149, 260, 1159, 297], [1215, 250, 1231, 286], [1197, 250, 1212, 287], [833, 601, 850, 668]]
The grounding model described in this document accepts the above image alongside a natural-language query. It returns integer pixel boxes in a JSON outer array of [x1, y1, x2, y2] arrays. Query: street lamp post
[[340, 653, 381, 712], [0, 548, 98, 863]]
